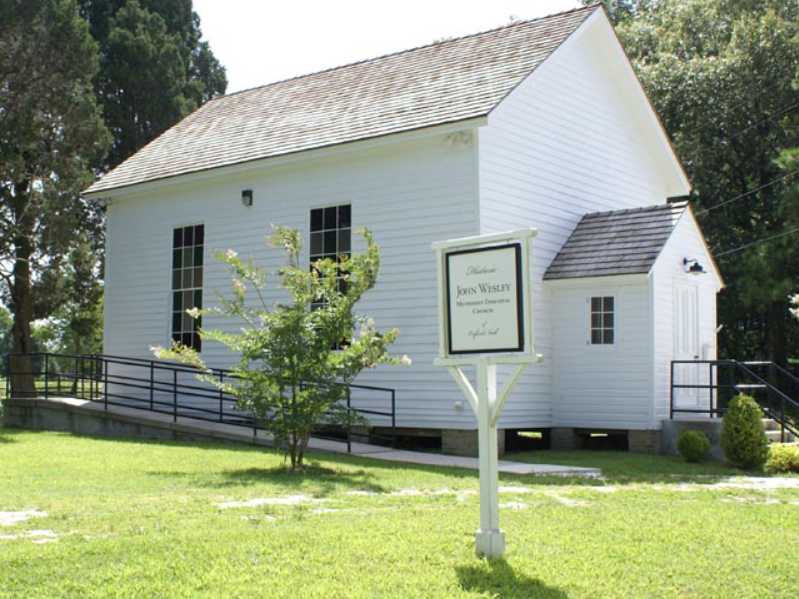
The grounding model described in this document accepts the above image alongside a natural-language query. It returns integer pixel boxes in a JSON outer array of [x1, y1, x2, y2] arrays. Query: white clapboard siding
[[547, 275, 653, 430], [476, 12, 683, 429], [651, 210, 723, 425], [104, 134, 481, 428]]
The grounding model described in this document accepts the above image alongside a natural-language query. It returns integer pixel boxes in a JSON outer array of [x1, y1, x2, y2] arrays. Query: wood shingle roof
[[544, 202, 688, 280], [85, 5, 598, 195]]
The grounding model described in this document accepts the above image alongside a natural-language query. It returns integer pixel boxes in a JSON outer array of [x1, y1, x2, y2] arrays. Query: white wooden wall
[[477, 12, 682, 429], [104, 134, 481, 428], [547, 275, 653, 429], [651, 211, 722, 425]]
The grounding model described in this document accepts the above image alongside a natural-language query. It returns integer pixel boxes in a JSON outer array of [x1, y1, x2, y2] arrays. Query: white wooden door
[[673, 284, 700, 408]]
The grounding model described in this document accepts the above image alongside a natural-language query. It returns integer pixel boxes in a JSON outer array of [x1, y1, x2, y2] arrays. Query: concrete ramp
[[3, 397, 600, 478]]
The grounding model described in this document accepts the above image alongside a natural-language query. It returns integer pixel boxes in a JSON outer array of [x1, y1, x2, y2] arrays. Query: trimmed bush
[[765, 444, 799, 474], [720, 394, 769, 470], [677, 430, 711, 462]]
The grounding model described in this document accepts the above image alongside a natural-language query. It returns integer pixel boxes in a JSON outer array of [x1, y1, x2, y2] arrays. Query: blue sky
[[194, 0, 581, 93]]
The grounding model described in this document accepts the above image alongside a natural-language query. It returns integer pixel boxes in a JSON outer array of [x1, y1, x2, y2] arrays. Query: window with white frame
[[171, 224, 203, 351], [589, 296, 614, 345], [309, 204, 351, 310]]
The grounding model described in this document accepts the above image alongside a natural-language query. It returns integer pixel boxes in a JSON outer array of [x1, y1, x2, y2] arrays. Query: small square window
[[173, 228, 183, 249], [194, 224, 204, 246], [173, 249, 182, 269], [589, 296, 615, 345], [183, 226, 194, 246], [183, 247, 193, 268]]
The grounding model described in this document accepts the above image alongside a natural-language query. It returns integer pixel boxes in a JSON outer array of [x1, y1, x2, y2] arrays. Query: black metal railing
[[670, 359, 799, 442], [3, 352, 397, 452]]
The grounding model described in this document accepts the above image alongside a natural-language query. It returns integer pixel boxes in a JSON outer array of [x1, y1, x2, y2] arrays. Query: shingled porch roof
[[544, 202, 689, 280]]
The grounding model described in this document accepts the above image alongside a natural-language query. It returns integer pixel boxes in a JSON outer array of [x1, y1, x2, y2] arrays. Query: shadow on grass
[[456, 560, 568, 599], [147, 463, 388, 495]]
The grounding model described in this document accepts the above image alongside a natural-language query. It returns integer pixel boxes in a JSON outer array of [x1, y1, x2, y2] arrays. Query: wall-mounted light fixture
[[683, 258, 706, 275], [241, 189, 253, 207]]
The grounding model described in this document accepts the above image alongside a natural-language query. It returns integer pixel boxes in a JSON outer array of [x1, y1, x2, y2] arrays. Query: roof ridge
[[209, 4, 600, 102], [582, 201, 688, 219]]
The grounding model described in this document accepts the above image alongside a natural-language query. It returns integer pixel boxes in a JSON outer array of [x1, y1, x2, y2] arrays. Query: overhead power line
[[695, 169, 799, 217], [727, 101, 799, 140], [715, 226, 799, 259]]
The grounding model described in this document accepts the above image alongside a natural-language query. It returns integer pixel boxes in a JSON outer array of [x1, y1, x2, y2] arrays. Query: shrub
[[677, 430, 711, 462], [720, 394, 769, 470], [765, 444, 799, 474], [154, 227, 408, 470]]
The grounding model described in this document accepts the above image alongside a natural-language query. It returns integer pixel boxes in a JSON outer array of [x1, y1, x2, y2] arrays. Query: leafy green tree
[[56, 236, 105, 359], [155, 227, 408, 470], [0, 306, 11, 376], [79, 0, 227, 170], [0, 0, 111, 393], [613, 0, 799, 363], [583, 0, 647, 25]]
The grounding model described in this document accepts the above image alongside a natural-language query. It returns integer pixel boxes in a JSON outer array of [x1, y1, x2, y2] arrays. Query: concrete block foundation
[[662, 418, 723, 461], [441, 428, 505, 458], [627, 430, 662, 454]]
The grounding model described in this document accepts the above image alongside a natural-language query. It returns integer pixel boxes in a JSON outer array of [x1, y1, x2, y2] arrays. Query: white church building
[[84, 5, 723, 454]]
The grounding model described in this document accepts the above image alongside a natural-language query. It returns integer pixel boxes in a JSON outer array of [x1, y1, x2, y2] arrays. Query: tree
[[0, 306, 11, 376], [0, 0, 111, 393], [79, 0, 227, 170], [583, 0, 648, 25], [614, 0, 799, 363], [155, 227, 408, 470]]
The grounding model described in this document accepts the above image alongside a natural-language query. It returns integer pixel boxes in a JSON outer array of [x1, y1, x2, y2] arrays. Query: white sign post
[[433, 229, 540, 559]]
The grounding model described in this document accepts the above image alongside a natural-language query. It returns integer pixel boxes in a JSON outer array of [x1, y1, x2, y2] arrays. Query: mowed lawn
[[1, 429, 798, 598]]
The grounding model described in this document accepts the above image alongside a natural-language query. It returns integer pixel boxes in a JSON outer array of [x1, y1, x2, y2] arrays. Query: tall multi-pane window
[[309, 205, 351, 310], [589, 296, 614, 345], [172, 224, 203, 351]]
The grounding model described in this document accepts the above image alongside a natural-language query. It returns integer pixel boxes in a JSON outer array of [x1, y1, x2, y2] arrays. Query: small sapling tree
[[154, 226, 408, 469]]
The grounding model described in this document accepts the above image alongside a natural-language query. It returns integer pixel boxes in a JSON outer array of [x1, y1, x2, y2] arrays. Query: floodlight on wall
[[241, 189, 253, 207], [683, 258, 706, 275]]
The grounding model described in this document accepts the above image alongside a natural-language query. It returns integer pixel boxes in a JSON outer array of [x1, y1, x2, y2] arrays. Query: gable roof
[[544, 202, 688, 280], [84, 5, 599, 196]]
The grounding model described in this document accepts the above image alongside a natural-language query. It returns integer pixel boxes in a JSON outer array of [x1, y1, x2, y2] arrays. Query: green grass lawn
[[1, 429, 798, 598]]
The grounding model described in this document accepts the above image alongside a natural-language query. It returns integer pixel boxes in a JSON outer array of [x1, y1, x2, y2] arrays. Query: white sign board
[[433, 229, 539, 559], [445, 244, 524, 355]]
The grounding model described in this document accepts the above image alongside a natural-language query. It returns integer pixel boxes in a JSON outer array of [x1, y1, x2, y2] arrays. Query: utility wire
[[695, 169, 799, 216], [715, 226, 799, 259], [727, 101, 799, 140]]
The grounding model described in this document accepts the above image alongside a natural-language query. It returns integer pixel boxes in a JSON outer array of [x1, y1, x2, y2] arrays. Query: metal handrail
[[670, 359, 799, 441], [3, 352, 398, 451]]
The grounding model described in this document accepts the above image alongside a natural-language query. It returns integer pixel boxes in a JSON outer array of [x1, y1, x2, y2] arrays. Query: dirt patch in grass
[[0, 529, 58, 543], [217, 495, 325, 509], [0, 510, 47, 526]]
